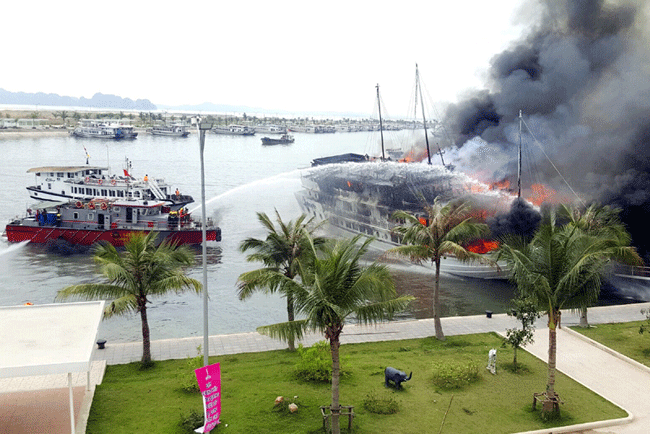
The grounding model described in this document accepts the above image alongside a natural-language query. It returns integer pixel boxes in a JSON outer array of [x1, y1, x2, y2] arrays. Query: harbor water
[[0, 130, 637, 343]]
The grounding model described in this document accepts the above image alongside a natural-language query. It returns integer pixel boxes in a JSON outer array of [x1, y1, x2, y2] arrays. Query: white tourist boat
[[211, 124, 255, 135], [70, 119, 138, 139], [254, 124, 287, 134], [25, 158, 193, 209], [150, 123, 190, 137]]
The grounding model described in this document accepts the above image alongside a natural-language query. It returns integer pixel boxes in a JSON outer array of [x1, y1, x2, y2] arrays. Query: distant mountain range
[[0, 89, 156, 110], [0, 89, 365, 118]]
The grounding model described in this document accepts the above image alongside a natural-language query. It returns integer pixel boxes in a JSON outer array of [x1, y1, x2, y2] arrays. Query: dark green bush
[[179, 346, 203, 393], [177, 409, 204, 433], [431, 361, 480, 389], [363, 392, 400, 414], [294, 341, 346, 383]]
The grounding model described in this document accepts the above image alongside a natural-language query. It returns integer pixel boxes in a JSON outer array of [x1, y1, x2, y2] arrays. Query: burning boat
[[3, 198, 220, 247]]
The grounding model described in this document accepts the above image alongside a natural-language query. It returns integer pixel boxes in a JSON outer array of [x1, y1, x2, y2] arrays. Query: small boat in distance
[[261, 134, 295, 145], [26, 158, 194, 210], [70, 119, 138, 139], [211, 124, 255, 136], [150, 123, 190, 137], [3, 198, 221, 247]]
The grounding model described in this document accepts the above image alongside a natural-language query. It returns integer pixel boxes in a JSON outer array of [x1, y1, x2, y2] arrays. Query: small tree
[[502, 297, 541, 372]]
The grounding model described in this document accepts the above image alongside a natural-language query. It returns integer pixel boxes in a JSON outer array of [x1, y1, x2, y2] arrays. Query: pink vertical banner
[[194, 363, 221, 433]]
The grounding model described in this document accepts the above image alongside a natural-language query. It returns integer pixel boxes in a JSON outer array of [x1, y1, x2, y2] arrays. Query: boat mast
[[518, 110, 522, 198], [416, 64, 434, 165], [376, 83, 386, 160]]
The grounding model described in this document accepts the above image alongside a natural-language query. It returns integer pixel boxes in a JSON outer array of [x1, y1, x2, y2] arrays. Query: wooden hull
[[4, 225, 220, 247]]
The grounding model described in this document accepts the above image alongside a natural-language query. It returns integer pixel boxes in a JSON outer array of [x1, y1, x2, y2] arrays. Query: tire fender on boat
[[85, 177, 89, 183], [76, 201, 83, 208], [98, 179, 103, 185], [111, 179, 117, 186], [100, 202, 108, 210], [88, 202, 95, 210]]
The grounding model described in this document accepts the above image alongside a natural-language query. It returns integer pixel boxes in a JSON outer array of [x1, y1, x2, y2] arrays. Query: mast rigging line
[[520, 116, 585, 207]]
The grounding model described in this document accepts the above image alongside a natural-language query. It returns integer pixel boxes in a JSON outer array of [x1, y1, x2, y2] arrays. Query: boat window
[[88, 212, 94, 220], [86, 188, 92, 195], [73, 212, 79, 219], [57, 172, 64, 178], [49, 172, 54, 177], [118, 191, 124, 197], [134, 191, 141, 198], [68, 173, 74, 178], [101, 189, 107, 195], [109, 190, 115, 197], [35, 172, 41, 176]]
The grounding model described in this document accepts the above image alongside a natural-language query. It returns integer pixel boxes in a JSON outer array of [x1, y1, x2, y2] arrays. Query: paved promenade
[[3, 302, 650, 433]]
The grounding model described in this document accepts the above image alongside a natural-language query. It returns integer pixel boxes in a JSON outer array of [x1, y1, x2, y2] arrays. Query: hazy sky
[[2, 0, 527, 116]]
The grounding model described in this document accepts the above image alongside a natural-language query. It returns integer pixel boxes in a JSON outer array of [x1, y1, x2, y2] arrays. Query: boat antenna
[[518, 110, 522, 199], [376, 83, 386, 160], [415, 64, 433, 165]]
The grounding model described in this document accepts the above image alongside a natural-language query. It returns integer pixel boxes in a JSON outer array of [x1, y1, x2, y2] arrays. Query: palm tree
[[258, 234, 414, 434], [496, 208, 641, 419], [389, 198, 490, 340], [237, 210, 324, 351], [56, 232, 201, 366], [558, 203, 641, 327]]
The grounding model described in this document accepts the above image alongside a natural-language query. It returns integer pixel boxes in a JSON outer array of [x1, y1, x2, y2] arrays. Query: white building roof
[[0, 301, 105, 378]]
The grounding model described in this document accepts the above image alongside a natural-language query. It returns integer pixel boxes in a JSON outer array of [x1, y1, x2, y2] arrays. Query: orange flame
[[527, 183, 556, 206], [465, 239, 499, 254]]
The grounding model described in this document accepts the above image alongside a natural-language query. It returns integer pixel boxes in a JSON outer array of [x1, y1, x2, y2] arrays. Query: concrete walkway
[[4, 302, 650, 433]]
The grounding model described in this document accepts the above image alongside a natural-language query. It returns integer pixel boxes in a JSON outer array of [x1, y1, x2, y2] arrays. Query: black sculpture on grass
[[384, 367, 412, 389]]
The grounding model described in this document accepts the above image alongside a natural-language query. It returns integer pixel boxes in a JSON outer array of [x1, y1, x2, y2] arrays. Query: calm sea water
[[0, 129, 633, 343]]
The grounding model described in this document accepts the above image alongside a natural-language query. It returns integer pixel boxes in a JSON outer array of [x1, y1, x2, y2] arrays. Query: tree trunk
[[579, 306, 589, 328], [513, 348, 518, 372], [140, 302, 152, 365], [329, 328, 342, 434], [287, 294, 295, 351], [433, 257, 445, 340], [543, 309, 560, 418]]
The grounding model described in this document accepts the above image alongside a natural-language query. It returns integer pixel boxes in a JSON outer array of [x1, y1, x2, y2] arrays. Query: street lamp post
[[195, 117, 213, 367]]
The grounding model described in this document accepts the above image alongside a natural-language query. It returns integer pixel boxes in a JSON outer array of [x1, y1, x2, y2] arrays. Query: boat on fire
[[3, 198, 220, 247], [25, 158, 193, 210], [70, 119, 138, 139], [295, 71, 513, 279]]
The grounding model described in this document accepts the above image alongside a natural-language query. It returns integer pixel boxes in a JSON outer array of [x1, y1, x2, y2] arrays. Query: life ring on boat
[[111, 179, 117, 186], [100, 202, 108, 210], [98, 179, 103, 185], [88, 202, 95, 210], [85, 177, 89, 182], [76, 201, 83, 208]]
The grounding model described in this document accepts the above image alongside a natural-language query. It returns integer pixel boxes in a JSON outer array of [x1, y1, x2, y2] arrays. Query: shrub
[[178, 409, 204, 433], [431, 361, 480, 389], [180, 346, 203, 393], [363, 392, 400, 414], [294, 341, 349, 383]]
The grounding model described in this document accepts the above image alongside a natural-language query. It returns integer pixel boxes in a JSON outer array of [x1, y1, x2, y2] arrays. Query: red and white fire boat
[[3, 198, 220, 247]]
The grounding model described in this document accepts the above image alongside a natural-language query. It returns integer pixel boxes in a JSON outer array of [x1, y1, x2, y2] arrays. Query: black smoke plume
[[488, 197, 541, 240], [440, 0, 650, 259]]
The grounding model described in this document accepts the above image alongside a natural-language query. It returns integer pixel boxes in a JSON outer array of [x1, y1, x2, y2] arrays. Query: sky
[[1, 0, 528, 117]]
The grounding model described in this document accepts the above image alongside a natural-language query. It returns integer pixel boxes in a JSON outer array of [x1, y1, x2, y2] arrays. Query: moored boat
[[211, 124, 255, 136], [25, 158, 193, 210], [254, 124, 287, 134], [70, 119, 138, 139], [150, 124, 190, 137], [3, 198, 220, 247], [260, 134, 294, 145]]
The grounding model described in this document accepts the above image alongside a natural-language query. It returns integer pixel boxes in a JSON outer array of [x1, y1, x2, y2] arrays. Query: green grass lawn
[[86, 333, 626, 434], [571, 320, 650, 368]]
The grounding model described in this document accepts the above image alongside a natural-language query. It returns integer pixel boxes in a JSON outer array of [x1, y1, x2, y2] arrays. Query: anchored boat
[[25, 158, 193, 210], [70, 119, 138, 139], [3, 198, 220, 247]]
